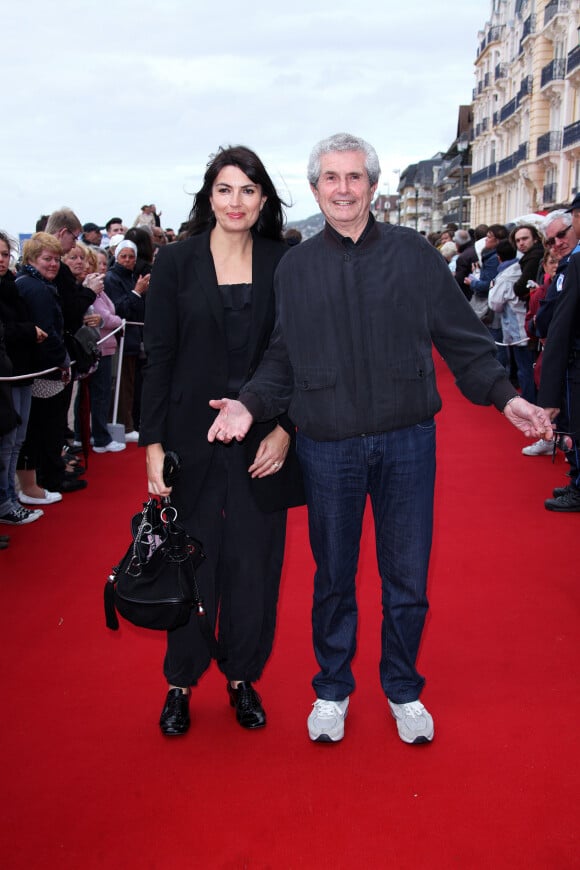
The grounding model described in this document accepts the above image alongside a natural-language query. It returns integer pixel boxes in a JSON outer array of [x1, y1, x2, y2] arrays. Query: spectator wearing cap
[[81, 223, 102, 246]]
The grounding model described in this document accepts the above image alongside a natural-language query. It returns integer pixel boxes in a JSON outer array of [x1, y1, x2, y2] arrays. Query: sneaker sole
[[399, 733, 434, 745], [310, 732, 341, 743]]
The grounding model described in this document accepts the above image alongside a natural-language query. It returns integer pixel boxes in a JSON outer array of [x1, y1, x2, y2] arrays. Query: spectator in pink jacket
[[74, 247, 125, 453]]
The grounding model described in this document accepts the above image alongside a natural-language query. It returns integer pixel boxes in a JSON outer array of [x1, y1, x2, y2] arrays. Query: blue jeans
[[296, 421, 436, 704], [74, 356, 113, 447], [0, 385, 32, 513], [488, 326, 509, 375], [512, 345, 536, 404]]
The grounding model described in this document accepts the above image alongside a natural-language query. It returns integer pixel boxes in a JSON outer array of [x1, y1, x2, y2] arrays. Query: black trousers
[[21, 388, 68, 490], [163, 441, 287, 687]]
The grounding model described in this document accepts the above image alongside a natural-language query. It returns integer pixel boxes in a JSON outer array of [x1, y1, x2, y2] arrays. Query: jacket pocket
[[291, 366, 337, 433]]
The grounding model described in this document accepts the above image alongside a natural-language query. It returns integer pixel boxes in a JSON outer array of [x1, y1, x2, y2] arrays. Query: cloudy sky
[[3, 0, 491, 235]]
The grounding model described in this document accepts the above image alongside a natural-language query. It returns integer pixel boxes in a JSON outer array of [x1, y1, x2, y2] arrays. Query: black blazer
[[538, 252, 580, 435], [140, 231, 304, 513]]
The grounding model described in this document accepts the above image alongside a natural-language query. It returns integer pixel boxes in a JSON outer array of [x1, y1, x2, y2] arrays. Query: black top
[[218, 283, 252, 397]]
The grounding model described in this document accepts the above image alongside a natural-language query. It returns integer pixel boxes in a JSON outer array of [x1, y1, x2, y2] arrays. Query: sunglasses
[[545, 225, 572, 247]]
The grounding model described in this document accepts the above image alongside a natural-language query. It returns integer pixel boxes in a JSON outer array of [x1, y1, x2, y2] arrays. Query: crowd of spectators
[[0, 206, 175, 546], [428, 198, 580, 511]]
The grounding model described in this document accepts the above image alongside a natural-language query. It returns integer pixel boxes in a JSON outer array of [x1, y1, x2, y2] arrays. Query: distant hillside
[[286, 212, 324, 240]]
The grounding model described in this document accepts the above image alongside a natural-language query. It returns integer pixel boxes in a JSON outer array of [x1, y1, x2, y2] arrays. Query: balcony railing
[[519, 15, 536, 54], [517, 75, 533, 102], [516, 142, 528, 163], [563, 120, 580, 148], [543, 182, 557, 204], [500, 97, 517, 123], [541, 58, 567, 88], [470, 164, 497, 186], [568, 45, 580, 75], [544, 0, 569, 27], [497, 143, 528, 178], [522, 14, 536, 41], [537, 130, 562, 156], [478, 24, 504, 56], [442, 185, 461, 203]]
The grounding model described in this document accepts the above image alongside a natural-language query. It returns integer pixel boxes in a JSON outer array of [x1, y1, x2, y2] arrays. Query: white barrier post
[[108, 323, 126, 444]]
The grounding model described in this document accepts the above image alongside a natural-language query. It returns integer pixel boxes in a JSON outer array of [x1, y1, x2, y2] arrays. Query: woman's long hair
[[185, 146, 286, 240]]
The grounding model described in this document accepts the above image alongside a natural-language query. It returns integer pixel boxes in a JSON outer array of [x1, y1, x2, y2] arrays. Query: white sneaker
[[19, 489, 63, 505], [521, 439, 553, 456], [307, 697, 349, 742], [124, 431, 139, 443], [388, 699, 434, 744], [93, 440, 127, 453]]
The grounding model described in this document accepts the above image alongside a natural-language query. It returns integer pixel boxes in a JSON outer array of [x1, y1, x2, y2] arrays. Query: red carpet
[[1, 357, 578, 869]]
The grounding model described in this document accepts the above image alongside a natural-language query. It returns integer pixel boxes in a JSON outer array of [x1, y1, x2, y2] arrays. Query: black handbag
[[104, 454, 218, 655], [65, 325, 101, 376]]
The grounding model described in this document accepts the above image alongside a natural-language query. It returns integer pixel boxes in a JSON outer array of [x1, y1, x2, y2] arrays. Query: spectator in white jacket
[[488, 239, 535, 403]]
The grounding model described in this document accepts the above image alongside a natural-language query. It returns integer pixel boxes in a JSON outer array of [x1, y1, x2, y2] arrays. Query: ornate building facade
[[470, 0, 580, 224]]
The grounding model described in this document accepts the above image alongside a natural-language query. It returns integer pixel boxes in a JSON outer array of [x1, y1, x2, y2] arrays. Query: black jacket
[[54, 261, 95, 333], [15, 270, 69, 377], [104, 263, 145, 356], [241, 219, 514, 441], [454, 240, 477, 299], [538, 251, 580, 435], [0, 270, 37, 383], [140, 231, 303, 513]]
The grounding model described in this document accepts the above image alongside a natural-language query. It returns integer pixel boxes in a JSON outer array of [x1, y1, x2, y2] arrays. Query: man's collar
[[324, 214, 375, 247]]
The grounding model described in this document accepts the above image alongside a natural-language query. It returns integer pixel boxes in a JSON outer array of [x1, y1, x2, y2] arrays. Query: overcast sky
[[3, 0, 491, 236]]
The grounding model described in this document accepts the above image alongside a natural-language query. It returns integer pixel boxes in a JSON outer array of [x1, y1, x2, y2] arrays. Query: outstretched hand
[[503, 396, 553, 440], [207, 398, 254, 443]]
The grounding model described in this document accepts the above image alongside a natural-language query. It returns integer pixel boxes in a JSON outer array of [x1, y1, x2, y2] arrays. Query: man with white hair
[[537, 196, 580, 510], [522, 209, 579, 456], [207, 133, 553, 746]]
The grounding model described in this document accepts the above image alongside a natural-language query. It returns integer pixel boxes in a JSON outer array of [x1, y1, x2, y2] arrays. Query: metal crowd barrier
[[0, 319, 145, 438]]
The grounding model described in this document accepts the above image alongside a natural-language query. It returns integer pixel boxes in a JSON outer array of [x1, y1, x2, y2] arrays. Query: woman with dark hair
[[140, 145, 302, 736]]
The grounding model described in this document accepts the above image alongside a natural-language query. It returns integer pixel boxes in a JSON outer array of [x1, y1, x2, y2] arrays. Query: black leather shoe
[[545, 487, 580, 512], [159, 688, 190, 736], [56, 478, 88, 493], [553, 485, 571, 499], [227, 681, 266, 729]]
